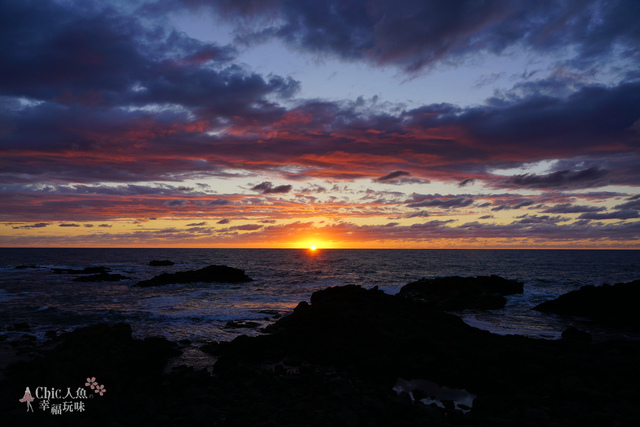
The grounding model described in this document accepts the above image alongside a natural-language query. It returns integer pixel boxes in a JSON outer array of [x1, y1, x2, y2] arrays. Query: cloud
[[0, 0, 638, 249], [491, 200, 536, 211], [474, 72, 506, 89], [298, 184, 327, 193], [58, 223, 80, 227], [2, 78, 640, 188], [376, 171, 411, 181], [514, 214, 568, 224], [11, 222, 49, 229], [406, 195, 474, 209], [166, 199, 189, 207], [542, 203, 607, 214], [0, 0, 305, 113], [405, 211, 430, 219], [207, 199, 233, 206], [186, 222, 207, 226], [217, 218, 230, 224], [251, 181, 293, 194], [615, 198, 640, 211], [578, 210, 640, 220], [228, 224, 263, 231], [501, 167, 610, 190], [204, 0, 640, 74]]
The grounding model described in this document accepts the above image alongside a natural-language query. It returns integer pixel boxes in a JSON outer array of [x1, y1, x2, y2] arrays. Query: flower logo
[[85, 377, 106, 396], [85, 377, 98, 390], [94, 384, 106, 396]]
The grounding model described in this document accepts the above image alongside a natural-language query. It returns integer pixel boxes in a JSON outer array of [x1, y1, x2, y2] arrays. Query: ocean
[[1, 248, 640, 349]]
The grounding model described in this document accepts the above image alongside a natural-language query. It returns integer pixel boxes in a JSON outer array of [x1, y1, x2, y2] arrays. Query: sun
[[309, 245, 317, 251]]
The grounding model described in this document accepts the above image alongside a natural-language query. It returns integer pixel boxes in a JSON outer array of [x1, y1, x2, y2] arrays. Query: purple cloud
[[376, 171, 411, 181], [251, 182, 293, 194], [579, 210, 640, 220], [542, 203, 607, 214], [407, 196, 474, 209]]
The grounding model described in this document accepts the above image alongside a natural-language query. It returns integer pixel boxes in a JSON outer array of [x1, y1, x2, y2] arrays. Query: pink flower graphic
[[94, 384, 106, 396], [85, 377, 98, 390]]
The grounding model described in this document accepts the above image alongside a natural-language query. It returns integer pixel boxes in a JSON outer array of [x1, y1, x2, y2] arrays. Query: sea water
[[1, 248, 639, 346]]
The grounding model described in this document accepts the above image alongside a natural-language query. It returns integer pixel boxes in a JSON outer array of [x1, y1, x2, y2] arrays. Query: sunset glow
[[1, 0, 639, 249]]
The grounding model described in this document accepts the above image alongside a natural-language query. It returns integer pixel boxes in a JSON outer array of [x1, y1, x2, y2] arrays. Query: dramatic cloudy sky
[[1, 0, 639, 248]]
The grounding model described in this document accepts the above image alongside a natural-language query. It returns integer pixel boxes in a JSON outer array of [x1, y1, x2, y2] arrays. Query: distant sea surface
[[2, 249, 640, 346]]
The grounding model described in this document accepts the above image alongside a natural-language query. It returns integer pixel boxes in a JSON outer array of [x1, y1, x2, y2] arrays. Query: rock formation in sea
[[72, 272, 131, 282], [134, 264, 253, 287], [398, 275, 524, 310], [51, 266, 109, 275], [2, 278, 639, 425], [533, 279, 640, 330]]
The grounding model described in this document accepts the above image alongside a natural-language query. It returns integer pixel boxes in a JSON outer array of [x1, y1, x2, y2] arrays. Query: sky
[[1, 0, 640, 249]]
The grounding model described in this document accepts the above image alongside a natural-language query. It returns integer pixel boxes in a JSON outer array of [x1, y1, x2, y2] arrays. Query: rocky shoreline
[[1, 276, 639, 426]]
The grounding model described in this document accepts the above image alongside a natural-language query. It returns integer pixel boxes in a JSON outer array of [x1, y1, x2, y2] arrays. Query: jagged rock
[[3, 284, 640, 426], [562, 327, 592, 343], [9, 322, 31, 332], [200, 341, 226, 356], [73, 273, 130, 282], [149, 260, 175, 266], [133, 264, 253, 287], [225, 320, 261, 329], [52, 266, 109, 275], [398, 275, 524, 310], [533, 280, 640, 330], [213, 284, 640, 425], [0, 323, 183, 425]]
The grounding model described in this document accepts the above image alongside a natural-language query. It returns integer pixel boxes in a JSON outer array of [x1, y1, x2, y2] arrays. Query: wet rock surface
[[398, 275, 524, 310], [533, 279, 640, 330], [134, 264, 253, 287], [1, 284, 639, 426]]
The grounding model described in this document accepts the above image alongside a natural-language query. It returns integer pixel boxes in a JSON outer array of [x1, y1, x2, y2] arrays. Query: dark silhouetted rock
[[3, 284, 640, 426], [134, 264, 253, 287], [200, 341, 226, 356], [533, 280, 640, 330], [562, 326, 592, 343], [0, 323, 183, 425], [211, 284, 640, 426], [9, 322, 31, 332], [149, 260, 175, 266], [73, 273, 131, 282], [52, 266, 109, 275], [225, 320, 261, 329], [398, 275, 524, 310], [259, 309, 281, 318]]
